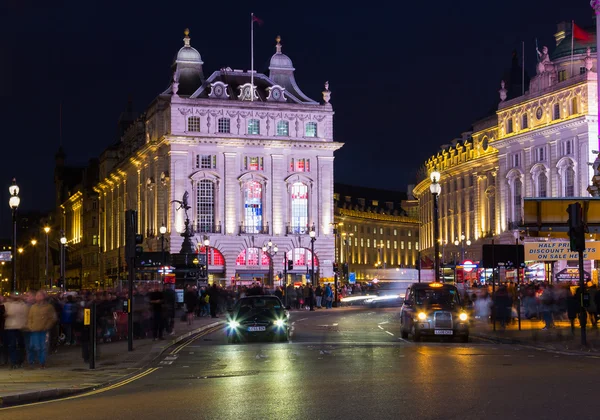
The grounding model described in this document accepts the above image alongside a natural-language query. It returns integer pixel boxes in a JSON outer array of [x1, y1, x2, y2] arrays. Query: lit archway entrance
[[235, 247, 271, 286], [283, 247, 319, 285]]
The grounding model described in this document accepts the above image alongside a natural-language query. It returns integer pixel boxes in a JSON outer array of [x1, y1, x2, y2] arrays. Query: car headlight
[[417, 312, 427, 320], [274, 319, 285, 327], [228, 320, 240, 329], [459, 313, 468, 321]]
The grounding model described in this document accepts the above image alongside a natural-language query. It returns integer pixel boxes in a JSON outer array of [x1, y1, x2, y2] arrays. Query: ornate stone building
[[95, 30, 341, 286], [414, 22, 598, 265], [334, 184, 420, 281]]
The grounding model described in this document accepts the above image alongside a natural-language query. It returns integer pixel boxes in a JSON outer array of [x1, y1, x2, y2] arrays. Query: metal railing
[[195, 222, 222, 234], [239, 223, 269, 235], [286, 224, 311, 235]]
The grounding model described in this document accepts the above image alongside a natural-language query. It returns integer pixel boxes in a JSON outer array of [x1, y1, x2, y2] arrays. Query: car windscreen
[[414, 288, 459, 306], [236, 297, 282, 313]]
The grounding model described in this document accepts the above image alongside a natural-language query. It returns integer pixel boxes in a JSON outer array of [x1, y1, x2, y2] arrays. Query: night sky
[[0, 0, 595, 224]]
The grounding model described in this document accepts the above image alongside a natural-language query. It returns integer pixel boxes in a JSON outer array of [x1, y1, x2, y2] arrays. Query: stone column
[[271, 154, 284, 236], [223, 152, 238, 235]]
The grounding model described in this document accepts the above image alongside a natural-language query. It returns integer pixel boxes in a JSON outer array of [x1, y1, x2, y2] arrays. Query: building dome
[[269, 36, 294, 70], [177, 45, 202, 63]]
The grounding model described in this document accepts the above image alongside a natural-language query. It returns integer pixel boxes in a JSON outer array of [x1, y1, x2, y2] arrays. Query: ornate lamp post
[[60, 232, 67, 292], [204, 236, 210, 283], [309, 229, 317, 309], [454, 233, 471, 263], [429, 171, 442, 282], [9, 179, 20, 293], [43, 225, 50, 288], [159, 224, 167, 266], [262, 240, 278, 288]]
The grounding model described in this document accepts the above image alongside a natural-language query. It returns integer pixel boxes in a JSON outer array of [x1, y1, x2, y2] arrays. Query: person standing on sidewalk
[[315, 284, 323, 308], [540, 284, 555, 330], [61, 295, 77, 345], [148, 284, 165, 341], [184, 285, 196, 325], [208, 283, 219, 318], [324, 284, 333, 309], [27, 291, 57, 368], [4, 295, 28, 369]]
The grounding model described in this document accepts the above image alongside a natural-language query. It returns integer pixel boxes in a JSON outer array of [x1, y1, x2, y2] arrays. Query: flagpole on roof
[[251, 13, 254, 102], [571, 20, 575, 78], [522, 41, 525, 96]]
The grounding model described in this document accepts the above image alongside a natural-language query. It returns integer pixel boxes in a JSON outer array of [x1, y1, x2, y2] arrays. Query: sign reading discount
[[524, 242, 600, 261]]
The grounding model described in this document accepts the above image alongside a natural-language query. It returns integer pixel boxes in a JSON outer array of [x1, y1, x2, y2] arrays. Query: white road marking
[[385, 331, 394, 336], [160, 361, 173, 365], [397, 338, 411, 344], [296, 318, 308, 322], [378, 321, 389, 325], [332, 323, 339, 326], [378, 326, 384, 330]]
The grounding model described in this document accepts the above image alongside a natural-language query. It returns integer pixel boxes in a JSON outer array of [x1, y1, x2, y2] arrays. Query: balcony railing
[[286, 224, 311, 235], [195, 222, 222, 234], [239, 223, 269, 235]]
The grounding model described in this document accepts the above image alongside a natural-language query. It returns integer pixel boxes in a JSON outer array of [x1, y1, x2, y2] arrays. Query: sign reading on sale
[[524, 242, 600, 261]]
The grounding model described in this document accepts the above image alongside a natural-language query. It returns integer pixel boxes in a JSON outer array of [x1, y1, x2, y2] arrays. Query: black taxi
[[400, 282, 469, 342]]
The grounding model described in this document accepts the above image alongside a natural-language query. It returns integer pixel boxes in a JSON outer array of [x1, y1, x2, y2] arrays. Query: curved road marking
[[0, 367, 160, 411]]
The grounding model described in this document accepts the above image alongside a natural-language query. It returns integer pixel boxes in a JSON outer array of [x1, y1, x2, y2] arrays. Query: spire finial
[[184, 28, 191, 47], [275, 35, 282, 54]]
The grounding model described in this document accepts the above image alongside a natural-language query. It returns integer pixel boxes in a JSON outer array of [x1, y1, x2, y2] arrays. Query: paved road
[[4, 307, 600, 420]]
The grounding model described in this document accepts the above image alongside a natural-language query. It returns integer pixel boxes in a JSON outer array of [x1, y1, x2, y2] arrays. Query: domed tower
[[268, 36, 316, 103], [171, 28, 205, 96]]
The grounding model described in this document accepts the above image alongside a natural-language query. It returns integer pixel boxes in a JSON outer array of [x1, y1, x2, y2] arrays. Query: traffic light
[[135, 234, 144, 258], [333, 262, 339, 273], [567, 203, 585, 252], [287, 260, 293, 271]]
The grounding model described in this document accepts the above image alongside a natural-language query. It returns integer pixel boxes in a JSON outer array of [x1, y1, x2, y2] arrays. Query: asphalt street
[[4, 307, 600, 420]]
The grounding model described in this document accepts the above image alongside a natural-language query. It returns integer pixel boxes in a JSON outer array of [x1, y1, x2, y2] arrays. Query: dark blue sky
[[0, 0, 595, 223]]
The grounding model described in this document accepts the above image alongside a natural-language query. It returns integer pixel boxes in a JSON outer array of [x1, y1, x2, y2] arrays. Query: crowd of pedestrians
[[467, 281, 600, 333]]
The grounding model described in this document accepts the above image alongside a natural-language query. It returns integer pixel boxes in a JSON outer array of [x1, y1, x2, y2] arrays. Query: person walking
[[27, 291, 57, 368], [4, 295, 28, 369], [325, 284, 333, 309], [61, 295, 77, 345]]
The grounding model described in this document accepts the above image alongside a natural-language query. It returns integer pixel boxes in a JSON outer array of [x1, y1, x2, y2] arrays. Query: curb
[[472, 331, 600, 356], [0, 321, 223, 408]]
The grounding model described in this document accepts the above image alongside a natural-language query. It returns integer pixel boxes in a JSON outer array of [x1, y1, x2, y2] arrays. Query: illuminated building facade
[[334, 184, 420, 281], [414, 22, 598, 267], [95, 30, 341, 286]]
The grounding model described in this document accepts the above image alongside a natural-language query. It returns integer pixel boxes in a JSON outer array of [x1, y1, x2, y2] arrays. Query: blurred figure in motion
[[494, 286, 512, 330], [4, 295, 28, 368], [184, 285, 196, 325], [27, 291, 57, 368], [567, 287, 580, 335], [474, 290, 492, 323], [163, 284, 176, 336]]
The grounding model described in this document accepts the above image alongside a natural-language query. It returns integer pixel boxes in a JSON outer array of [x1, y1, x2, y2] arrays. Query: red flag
[[573, 23, 591, 41], [252, 15, 263, 26]]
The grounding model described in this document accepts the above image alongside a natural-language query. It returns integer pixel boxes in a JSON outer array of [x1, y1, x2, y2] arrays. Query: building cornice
[[165, 135, 343, 151], [337, 208, 420, 224]]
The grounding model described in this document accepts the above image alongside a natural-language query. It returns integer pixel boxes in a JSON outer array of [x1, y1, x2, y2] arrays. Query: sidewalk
[[471, 319, 600, 354], [0, 316, 223, 407]]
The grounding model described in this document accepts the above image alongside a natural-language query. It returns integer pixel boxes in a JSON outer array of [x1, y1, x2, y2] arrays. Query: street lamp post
[[262, 240, 278, 288], [60, 232, 67, 292], [309, 229, 316, 309], [31, 239, 38, 289], [203, 237, 210, 283], [43, 226, 50, 289], [159, 224, 167, 269], [9, 179, 20, 293], [454, 234, 471, 263], [429, 171, 442, 282]]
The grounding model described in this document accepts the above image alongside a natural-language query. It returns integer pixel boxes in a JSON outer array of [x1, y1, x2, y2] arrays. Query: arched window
[[553, 103, 560, 120], [290, 182, 308, 233], [538, 172, 547, 198], [187, 116, 200, 132], [235, 248, 270, 267], [510, 176, 523, 225], [244, 181, 263, 233], [565, 166, 575, 197], [522, 113, 528, 129], [196, 180, 214, 233], [571, 97, 578, 115], [276, 120, 289, 136]]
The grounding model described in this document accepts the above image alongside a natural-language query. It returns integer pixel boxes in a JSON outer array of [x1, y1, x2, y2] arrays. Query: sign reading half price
[[524, 242, 600, 261]]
